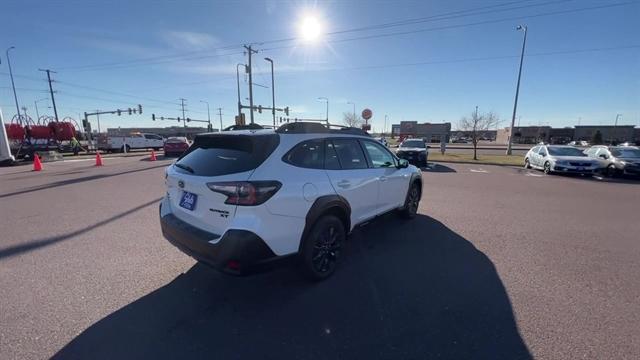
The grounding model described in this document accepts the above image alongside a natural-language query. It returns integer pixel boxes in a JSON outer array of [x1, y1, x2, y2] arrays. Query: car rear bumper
[[160, 204, 291, 275]]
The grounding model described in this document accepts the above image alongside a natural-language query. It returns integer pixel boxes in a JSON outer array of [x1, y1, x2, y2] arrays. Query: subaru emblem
[[178, 180, 185, 188]]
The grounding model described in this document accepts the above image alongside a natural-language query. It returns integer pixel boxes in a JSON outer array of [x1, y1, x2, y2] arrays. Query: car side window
[[283, 139, 325, 169], [538, 147, 547, 156], [324, 141, 341, 170], [531, 146, 540, 153], [596, 149, 609, 158], [331, 138, 368, 170], [362, 140, 395, 168]]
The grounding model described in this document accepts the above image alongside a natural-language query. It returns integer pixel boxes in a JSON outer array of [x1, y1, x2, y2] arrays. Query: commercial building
[[574, 125, 635, 143], [451, 130, 497, 141], [496, 124, 639, 145], [496, 126, 552, 144], [107, 126, 214, 139], [548, 127, 575, 144], [397, 121, 451, 143]]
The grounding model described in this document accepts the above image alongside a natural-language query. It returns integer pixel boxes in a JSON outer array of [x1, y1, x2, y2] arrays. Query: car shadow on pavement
[[422, 163, 457, 173], [53, 214, 531, 360]]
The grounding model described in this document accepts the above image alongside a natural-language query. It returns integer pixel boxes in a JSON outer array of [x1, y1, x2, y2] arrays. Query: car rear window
[[175, 134, 279, 176]]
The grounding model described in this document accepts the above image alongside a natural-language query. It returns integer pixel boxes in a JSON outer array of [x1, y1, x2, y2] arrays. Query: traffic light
[[258, 105, 262, 114], [117, 109, 121, 116], [128, 108, 132, 115], [284, 107, 289, 116], [186, 118, 191, 122], [152, 114, 156, 121], [82, 119, 89, 132], [137, 104, 142, 114]]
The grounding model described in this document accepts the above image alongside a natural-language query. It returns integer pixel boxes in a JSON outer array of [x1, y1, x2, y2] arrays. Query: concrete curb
[[431, 160, 521, 168]]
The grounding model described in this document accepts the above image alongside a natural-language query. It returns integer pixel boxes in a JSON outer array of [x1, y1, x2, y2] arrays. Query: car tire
[[400, 182, 420, 219], [524, 158, 531, 169], [543, 161, 552, 175], [606, 164, 617, 178], [300, 215, 345, 281], [121, 145, 131, 153]]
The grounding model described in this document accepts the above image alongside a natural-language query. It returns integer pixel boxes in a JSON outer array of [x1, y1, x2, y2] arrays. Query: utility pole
[[96, 111, 101, 134], [236, 63, 245, 118], [217, 108, 223, 131], [179, 98, 187, 136], [6, 47, 21, 121], [243, 45, 258, 124], [506, 25, 528, 155], [39, 69, 60, 122]]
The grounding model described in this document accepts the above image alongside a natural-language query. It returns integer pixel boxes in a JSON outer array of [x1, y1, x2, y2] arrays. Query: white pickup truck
[[98, 133, 165, 152]]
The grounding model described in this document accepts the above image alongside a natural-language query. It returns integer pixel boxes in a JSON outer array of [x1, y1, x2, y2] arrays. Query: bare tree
[[343, 112, 363, 127], [458, 110, 500, 160]]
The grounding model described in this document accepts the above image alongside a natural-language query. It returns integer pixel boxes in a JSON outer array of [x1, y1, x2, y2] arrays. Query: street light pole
[[200, 100, 211, 131], [318, 97, 328, 124], [34, 98, 48, 122], [347, 101, 355, 125], [384, 114, 388, 137], [264, 58, 276, 128], [5, 47, 21, 122], [506, 25, 528, 155]]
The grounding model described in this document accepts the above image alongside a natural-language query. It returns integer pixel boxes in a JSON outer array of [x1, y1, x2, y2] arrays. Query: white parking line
[[524, 172, 544, 177], [469, 168, 488, 173]]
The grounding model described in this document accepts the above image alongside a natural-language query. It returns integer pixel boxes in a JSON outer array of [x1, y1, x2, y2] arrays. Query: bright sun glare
[[299, 16, 323, 42]]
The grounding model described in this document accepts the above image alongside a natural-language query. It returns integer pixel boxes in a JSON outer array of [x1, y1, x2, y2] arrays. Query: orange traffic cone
[[150, 150, 157, 161], [33, 154, 43, 171], [95, 152, 103, 166]]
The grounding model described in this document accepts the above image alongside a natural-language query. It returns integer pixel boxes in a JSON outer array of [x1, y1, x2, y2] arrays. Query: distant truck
[[98, 133, 164, 152]]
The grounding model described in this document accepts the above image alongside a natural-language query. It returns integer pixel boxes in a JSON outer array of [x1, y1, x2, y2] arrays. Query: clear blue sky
[[1, 0, 639, 131]]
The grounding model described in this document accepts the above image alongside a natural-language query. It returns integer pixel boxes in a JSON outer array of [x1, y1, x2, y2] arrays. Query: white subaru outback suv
[[159, 122, 422, 280]]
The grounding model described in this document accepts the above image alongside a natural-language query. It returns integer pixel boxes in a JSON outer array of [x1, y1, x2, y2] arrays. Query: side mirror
[[599, 154, 608, 159], [426, 145, 431, 149], [397, 159, 409, 169]]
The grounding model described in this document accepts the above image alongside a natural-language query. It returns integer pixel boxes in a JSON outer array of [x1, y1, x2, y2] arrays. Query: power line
[[258, 0, 571, 46], [37, 0, 573, 72], [262, 1, 636, 52], [54, 80, 180, 105], [57, 50, 244, 73]]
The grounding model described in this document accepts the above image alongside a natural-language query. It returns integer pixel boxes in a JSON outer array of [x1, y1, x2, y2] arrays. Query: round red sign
[[361, 108, 372, 120]]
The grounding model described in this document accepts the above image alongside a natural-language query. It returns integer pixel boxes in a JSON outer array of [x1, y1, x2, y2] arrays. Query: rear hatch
[[166, 132, 280, 236]]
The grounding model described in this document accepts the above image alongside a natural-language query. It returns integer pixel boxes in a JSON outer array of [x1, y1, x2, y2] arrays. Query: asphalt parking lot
[[1, 156, 639, 359]]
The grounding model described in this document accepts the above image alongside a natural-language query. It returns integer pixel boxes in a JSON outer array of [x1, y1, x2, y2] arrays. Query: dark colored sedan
[[163, 137, 190, 157]]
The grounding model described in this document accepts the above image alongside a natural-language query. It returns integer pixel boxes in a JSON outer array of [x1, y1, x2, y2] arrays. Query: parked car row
[[524, 144, 640, 177]]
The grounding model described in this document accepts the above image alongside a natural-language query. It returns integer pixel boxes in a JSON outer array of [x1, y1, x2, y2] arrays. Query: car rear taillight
[[206, 181, 281, 206]]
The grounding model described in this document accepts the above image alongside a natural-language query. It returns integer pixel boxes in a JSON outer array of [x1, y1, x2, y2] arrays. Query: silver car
[[585, 146, 640, 177], [524, 145, 600, 175]]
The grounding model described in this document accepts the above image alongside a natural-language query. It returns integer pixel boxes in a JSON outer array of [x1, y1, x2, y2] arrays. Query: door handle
[[337, 180, 351, 188], [379, 176, 387, 182]]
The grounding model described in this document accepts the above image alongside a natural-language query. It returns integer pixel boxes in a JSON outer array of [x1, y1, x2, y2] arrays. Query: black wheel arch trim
[[402, 172, 422, 209], [300, 195, 351, 252]]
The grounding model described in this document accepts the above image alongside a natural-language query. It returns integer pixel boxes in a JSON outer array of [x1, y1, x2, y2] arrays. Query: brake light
[[206, 181, 281, 206]]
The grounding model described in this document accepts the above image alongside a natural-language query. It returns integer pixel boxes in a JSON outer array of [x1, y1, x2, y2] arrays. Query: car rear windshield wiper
[[174, 163, 194, 174]]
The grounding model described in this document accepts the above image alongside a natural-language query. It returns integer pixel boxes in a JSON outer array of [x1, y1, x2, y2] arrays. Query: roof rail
[[275, 121, 371, 136], [223, 123, 265, 131]]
